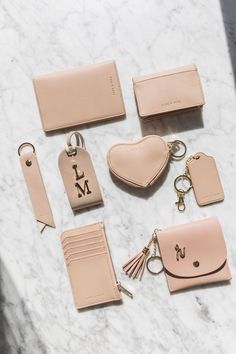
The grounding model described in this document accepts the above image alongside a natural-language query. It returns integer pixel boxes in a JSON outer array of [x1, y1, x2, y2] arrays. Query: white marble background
[[1, 0, 236, 353]]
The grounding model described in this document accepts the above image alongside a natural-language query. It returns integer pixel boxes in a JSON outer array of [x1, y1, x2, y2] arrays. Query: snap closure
[[25, 160, 32, 167]]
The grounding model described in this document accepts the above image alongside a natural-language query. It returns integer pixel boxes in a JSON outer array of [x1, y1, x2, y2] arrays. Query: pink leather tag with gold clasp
[[187, 152, 224, 206]]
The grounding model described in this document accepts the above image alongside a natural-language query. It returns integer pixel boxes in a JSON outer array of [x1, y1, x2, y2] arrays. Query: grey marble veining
[[0, 0, 236, 353]]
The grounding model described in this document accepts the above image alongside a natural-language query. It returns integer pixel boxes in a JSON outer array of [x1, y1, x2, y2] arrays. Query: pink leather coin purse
[[157, 217, 231, 292], [107, 135, 186, 188], [123, 217, 231, 292]]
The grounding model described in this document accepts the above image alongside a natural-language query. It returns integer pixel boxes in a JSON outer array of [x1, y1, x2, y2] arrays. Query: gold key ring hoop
[[174, 174, 192, 193], [18, 142, 35, 156], [146, 255, 164, 275], [169, 140, 187, 159]]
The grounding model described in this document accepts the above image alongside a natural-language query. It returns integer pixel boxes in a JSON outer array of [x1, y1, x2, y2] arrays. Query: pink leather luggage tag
[[187, 152, 224, 205], [174, 152, 224, 211], [58, 131, 103, 211]]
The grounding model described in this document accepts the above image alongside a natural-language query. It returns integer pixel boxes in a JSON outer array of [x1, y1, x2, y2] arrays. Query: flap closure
[[158, 217, 227, 278]]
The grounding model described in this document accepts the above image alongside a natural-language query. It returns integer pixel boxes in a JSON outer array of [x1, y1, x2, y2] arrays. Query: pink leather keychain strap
[[18, 143, 55, 231]]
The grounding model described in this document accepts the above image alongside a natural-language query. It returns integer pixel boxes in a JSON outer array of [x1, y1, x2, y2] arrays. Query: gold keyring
[[146, 255, 164, 275], [174, 174, 192, 193], [169, 140, 187, 159], [18, 142, 35, 156]]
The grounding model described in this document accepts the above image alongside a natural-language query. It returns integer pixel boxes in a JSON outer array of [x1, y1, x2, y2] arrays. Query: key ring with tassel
[[123, 229, 164, 280]]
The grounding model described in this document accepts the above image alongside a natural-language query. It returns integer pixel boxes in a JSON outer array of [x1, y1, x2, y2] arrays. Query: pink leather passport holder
[[33, 60, 126, 132], [133, 64, 205, 119]]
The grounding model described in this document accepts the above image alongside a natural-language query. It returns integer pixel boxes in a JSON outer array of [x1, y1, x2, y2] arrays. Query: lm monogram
[[72, 164, 91, 198]]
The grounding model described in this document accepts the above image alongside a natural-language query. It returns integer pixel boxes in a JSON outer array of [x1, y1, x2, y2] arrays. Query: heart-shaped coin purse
[[107, 135, 186, 188]]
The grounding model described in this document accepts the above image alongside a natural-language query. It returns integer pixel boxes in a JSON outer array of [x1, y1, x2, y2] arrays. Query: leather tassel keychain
[[174, 152, 224, 211], [18, 142, 56, 232], [123, 229, 163, 280]]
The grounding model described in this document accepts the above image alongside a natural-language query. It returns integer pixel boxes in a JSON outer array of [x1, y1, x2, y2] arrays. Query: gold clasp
[[175, 189, 186, 212], [174, 174, 192, 212]]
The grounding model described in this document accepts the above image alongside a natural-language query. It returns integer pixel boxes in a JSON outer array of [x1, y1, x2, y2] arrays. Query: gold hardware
[[25, 160, 32, 167], [168, 140, 187, 159], [175, 189, 186, 212], [18, 142, 35, 156], [146, 255, 164, 275], [173, 152, 202, 211], [146, 229, 164, 275], [67, 148, 77, 157], [117, 282, 133, 298], [193, 261, 200, 267], [174, 173, 192, 212], [175, 244, 185, 261]]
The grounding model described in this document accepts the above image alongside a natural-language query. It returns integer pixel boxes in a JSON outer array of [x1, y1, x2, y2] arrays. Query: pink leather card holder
[[33, 60, 126, 132], [61, 222, 121, 309], [133, 64, 205, 119]]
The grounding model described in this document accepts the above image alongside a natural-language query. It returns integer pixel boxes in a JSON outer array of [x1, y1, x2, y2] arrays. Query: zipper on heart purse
[[58, 131, 103, 211], [174, 152, 224, 211], [107, 135, 187, 188], [123, 217, 231, 292]]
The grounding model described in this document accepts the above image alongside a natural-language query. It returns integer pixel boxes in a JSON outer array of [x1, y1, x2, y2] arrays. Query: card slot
[[62, 231, 103, 245], [64, 241, 104, 255], [66, 251, 107, 266], [65, 246, 106, 260], [63, 237, 103, 250], [62, 228, 102, 241]]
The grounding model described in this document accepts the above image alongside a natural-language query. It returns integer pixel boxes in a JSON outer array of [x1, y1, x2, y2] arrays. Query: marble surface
[[1, 0, 236, 353]]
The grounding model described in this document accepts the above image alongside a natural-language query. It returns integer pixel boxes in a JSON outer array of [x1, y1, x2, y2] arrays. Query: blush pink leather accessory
[[61, 222, 132, 309], [157, 217, 231, 292], [107, 135, 187, 188], [174, 152, 224, 211], [133, 64, 205, 119], [58, 131, 103, 211], [18, 142, 55, 232], [33, 60, 126, 132], [123, 217, 231, 292]]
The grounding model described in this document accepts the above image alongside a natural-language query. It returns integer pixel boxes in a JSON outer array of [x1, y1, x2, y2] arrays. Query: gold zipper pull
[[117, 282, 133, 298]]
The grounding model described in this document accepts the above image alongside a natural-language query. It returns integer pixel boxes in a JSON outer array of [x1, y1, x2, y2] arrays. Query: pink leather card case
[[61, 222, 121, 309], [133, 64, 205, 118], [33, 60, 126, 132]]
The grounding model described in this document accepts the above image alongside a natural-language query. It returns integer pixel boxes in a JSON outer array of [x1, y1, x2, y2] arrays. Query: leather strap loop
[[66, 131, 85, 155]]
